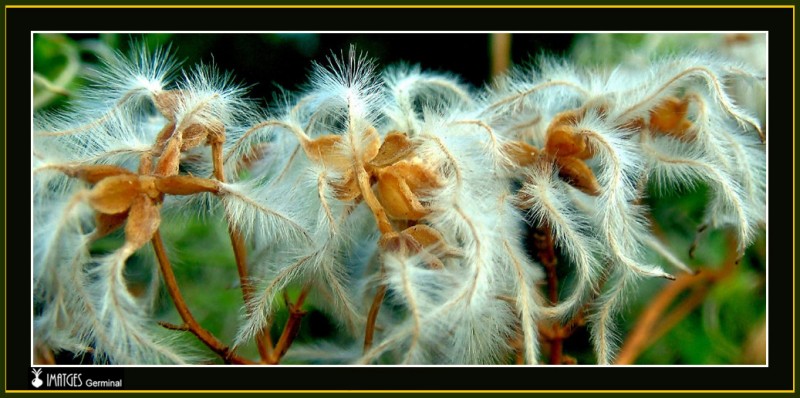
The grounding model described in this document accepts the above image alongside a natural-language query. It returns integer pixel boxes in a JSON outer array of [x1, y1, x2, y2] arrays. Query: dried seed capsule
[[360, 126, 381, 164]]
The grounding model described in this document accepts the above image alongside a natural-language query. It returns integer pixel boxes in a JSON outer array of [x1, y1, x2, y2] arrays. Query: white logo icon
[[31, 368, 43, 388]]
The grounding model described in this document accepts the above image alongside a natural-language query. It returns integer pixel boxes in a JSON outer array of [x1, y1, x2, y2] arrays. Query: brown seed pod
[[403, 224, 445, 248], [360, 126, 381, 164], [376, 168, 429, 221]]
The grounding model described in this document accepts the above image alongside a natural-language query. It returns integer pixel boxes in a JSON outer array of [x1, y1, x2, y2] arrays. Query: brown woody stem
[[151, 230, 254, 364], [268, 285, 312, 364]]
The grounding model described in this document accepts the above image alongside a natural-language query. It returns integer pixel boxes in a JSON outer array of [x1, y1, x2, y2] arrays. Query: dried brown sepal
[[156, 175, 221, 195], [403, 224, 444, 248], [555, 156, 601, 196], [502, 140, 539, 167], [405, 224, 462, 259], [155, 137, 183, 177], [206, 120, 226, 144], [549, 109, 582, 127], [153, 90, 183, 122], [330, 171, 361, 201], [124, 194, 161, 251], [303, 135, 351, 170], [649, 96, 694, 139], [378, 228, 444, 270], [545, 125, 593, 159], [389, 160, 442, 192], [88, 174, 142, 214], [137, 176, 161, 200], [180, 123, 210, 151], [360, 126, 381, 164], [67, 164, 134, 185], [370, 131, 415, 168], [152, 121, 177, 156], [94, 210, 130, 239], [379, 231, 423, 255]]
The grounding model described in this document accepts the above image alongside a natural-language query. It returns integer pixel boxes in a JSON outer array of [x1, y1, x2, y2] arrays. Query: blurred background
[[33, 32, 766, 365]]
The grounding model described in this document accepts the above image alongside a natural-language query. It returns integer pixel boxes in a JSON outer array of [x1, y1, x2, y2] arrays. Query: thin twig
[[151, 230, 254, 365], [268, 284, 312, 364], [212, 139, 272, 363], [614, 235, 739, 365]]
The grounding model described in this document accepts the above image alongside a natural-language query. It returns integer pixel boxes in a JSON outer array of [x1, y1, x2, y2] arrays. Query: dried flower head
[[33, 40, 765, 366]]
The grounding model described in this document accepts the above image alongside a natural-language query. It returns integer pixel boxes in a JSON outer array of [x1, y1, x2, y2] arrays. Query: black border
[[6, 5, 794, 392]]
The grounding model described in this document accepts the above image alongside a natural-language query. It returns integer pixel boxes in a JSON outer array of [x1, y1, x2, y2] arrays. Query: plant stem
[[151, 230, 254, 365], [212, 139, 273, 363], [364, 282, 388, 352], [268, 285, 312, 364], [533, 223, 564, 365]]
